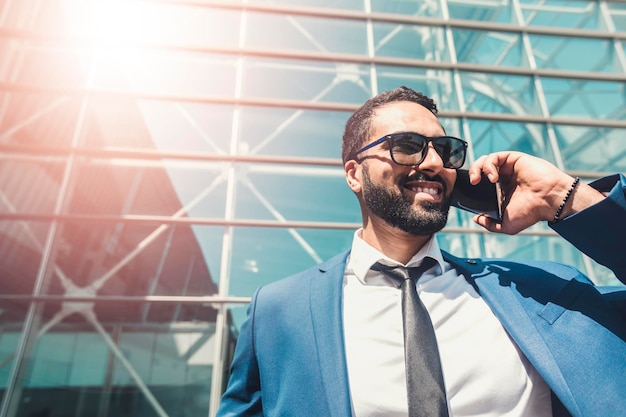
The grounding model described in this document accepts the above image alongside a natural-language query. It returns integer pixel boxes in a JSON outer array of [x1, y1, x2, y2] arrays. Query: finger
[[480, 153, 505, 183], [469, 153, 508, 184], [468, 155, 489, 184], [473, 214, 504, 233]]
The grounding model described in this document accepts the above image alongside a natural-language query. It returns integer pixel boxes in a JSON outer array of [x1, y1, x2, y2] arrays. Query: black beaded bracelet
[[550, 176, 580, 224]]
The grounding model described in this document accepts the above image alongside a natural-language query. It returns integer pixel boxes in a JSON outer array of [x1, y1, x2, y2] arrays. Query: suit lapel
[[444, 252, 579, 416], [309, 250, 353, 416]]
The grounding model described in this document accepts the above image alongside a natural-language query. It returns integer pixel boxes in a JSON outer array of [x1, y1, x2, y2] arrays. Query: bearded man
[[217, 86, 626, 417]]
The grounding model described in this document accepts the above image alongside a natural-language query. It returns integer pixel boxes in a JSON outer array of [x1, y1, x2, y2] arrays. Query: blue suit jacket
[[218, 175, 626, 417]]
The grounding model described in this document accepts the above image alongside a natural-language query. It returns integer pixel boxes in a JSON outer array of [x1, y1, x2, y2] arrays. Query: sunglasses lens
[[389, 133, 427, 165], [433, 137, 467, 169]]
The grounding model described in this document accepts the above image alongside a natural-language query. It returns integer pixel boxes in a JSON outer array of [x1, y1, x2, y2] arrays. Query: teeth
[[415, 187, 438, 195]]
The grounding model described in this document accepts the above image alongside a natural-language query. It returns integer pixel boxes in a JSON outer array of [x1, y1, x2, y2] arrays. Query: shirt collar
[[347, 228, 445, 285]]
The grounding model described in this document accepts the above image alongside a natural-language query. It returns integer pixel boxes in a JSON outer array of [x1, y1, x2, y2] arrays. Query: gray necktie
[[372, 259, 449, 417]]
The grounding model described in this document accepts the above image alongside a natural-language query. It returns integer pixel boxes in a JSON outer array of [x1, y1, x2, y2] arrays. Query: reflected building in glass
[[0, 0, 624, 416]]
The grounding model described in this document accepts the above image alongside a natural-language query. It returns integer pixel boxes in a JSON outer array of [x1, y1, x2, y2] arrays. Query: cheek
[[381, 165, 409, 182], [363, 161, 411, 187], [383, 170, 401, 183]]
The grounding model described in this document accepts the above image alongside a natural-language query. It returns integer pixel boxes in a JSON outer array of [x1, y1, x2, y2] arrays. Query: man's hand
[[467, 151, 604, 234]]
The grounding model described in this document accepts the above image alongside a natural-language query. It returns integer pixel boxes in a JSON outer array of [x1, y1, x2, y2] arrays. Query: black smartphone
[[451, 169, 504, 222]]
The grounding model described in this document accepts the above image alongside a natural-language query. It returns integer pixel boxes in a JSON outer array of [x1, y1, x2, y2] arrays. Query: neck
[[361, 218, 433, 265]]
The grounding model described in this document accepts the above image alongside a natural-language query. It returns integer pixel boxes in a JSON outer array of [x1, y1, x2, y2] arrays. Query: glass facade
[[0, 0, 624, 416]]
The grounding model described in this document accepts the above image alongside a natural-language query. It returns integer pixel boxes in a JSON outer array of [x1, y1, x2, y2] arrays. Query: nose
[[417, 143, 444, 172]]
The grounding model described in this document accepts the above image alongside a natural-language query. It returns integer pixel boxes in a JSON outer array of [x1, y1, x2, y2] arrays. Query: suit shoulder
[[256, 250, 349, 299], [478, 258, 593, 285], [445, 250, 592, 285]]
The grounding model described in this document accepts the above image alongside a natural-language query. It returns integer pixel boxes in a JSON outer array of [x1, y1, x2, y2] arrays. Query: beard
[[361, 165, 451, 236]]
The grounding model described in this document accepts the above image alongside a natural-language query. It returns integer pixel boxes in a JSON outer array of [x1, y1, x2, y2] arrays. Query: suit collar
[[348, 231, 446, 283]]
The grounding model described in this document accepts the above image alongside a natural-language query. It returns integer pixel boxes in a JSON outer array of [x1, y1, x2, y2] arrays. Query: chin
[[390, 203, 450, 236]]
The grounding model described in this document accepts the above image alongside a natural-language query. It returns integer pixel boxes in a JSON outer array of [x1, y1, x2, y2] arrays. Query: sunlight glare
[[63, 0, 167, 46]]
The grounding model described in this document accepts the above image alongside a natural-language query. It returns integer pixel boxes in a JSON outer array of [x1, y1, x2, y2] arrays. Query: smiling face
[[346, 100, 457, 236]]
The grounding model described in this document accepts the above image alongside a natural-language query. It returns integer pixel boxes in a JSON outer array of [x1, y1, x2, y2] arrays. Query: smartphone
[[451, 169, 504, 222]]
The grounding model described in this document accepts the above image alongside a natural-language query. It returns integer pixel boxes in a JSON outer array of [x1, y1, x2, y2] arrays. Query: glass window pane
[[1, 156, 65, 213], [2, 48, 93, 89], [138, 102, 235, 153], [519, 0, 602, 29], [557, 126, 626, 173], [447, 0, 513, 23], [529, 35, 619, 73], [65, 157, 227, 217], [241, 57, 371, 103], [91, 52, 238, 96], [228, 227, 354, 297], [438, 117, 464, 139], [245, 13, 368, 54], [460, 72, 541, 116], [373, 23, 449, 61], [542, 78, 626, 120], [12, 321, 218, 417], [0, 332, 21, 386], [453, 29, 528, 68], [238, 107, 349, 158], [467, 120, 557, 162], [42, 221, 218, 301], [0, 220, 48, 297], [608, 2, 626, 32], [377, 67, 459, 111], [74, 100, 234, 152], [249, 0, 365, 11], [237, 167, 359, 222], [0, 93, 84, 148], [371, 0, 441, 16]]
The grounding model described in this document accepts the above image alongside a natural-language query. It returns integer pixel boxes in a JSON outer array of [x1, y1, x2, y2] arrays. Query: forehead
[[371, 101, 444, 138]]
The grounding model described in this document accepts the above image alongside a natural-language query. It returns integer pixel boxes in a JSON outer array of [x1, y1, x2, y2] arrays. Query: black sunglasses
[[354, 132, 468, 169]]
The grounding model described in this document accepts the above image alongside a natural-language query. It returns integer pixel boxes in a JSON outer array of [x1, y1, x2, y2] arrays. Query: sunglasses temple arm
[[354, 137, 387, 156]]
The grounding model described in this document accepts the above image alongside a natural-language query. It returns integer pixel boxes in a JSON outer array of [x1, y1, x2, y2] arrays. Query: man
[[217, 87, 626, 417]]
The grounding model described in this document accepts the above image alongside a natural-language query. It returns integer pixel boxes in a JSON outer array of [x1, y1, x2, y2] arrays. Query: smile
[[402, 181, 443, 195], [412, 186, 439, 195]]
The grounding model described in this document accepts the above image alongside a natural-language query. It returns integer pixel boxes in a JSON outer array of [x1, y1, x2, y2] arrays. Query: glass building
[[0, 0, 624, 416]]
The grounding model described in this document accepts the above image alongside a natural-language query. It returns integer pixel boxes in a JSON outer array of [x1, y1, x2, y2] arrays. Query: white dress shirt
[[343, 230, 552, 416]]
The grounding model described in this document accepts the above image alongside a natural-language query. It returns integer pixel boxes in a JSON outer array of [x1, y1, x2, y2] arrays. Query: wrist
[[548, 177, 580, 224]]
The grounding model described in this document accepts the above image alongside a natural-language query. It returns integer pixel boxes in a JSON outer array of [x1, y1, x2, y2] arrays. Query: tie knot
[[372, 257, 437, 284]]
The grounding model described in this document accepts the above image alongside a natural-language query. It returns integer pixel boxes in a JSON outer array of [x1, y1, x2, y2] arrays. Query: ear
[[344, 159, 362, 193]]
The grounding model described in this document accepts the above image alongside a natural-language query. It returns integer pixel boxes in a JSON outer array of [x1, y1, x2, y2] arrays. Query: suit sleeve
[[550, 174, 626, 284], [216, 289, 263, 417]]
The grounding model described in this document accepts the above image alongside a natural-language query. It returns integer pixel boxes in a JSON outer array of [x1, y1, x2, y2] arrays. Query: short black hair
[[341, 86, 438, 164]]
